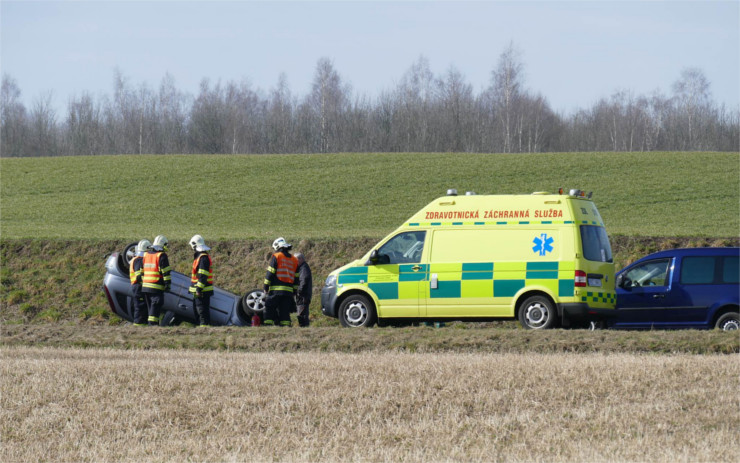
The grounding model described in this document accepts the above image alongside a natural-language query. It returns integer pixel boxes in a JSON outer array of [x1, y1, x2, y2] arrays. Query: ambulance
[[320, 188, 616, 329]]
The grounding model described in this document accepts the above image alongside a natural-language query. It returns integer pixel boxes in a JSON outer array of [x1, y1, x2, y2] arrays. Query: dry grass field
[[2, 347, 737, 462]]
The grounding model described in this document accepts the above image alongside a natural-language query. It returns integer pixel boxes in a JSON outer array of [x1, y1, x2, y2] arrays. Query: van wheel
[[715, 312, 739, 331], [338, 294, 376, 328], [518, 295, 557, 330]]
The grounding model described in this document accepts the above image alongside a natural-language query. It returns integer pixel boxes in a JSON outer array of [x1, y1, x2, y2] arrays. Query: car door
[[615, 258, 673, 328]]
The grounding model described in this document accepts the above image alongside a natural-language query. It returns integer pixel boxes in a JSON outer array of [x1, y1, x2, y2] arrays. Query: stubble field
[[2, 347, 738, 463]]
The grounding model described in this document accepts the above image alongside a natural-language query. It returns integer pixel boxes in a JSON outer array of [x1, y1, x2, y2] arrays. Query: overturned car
[[103, 242, 265, 326]]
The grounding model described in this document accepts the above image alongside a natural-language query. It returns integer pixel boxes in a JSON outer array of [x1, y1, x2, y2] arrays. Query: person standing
[[189, 234, 214, 327], [129, 239, 151, 326], [294, 252, 313, 327], [262, 237, 299, 327], [142, 234, 171, 325]]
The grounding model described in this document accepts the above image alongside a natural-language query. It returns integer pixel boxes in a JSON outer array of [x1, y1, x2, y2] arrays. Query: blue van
[[611, 247, 739, 330]]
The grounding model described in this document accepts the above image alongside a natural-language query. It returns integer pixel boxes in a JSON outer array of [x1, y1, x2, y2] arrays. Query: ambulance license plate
[[588, 278, 602, 287]]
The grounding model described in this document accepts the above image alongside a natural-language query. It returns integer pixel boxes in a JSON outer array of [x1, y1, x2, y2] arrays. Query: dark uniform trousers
[[194, 293, 211, 326], [132, 283, 147, 325], [265, 293, 295, 326]]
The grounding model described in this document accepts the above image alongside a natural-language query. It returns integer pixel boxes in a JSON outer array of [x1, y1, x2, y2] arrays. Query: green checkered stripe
[[581, 291, 616, 304], [406, 220, 605, 227], [337, 261, 577, 300]]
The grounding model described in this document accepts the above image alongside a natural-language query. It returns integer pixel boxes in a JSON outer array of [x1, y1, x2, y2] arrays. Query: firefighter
[[142, 234, 171, 325], [294, 252, 313, 327], [263, 237, 299, 327], [189, 234, 213, 327], [129, 239, 151, 326]]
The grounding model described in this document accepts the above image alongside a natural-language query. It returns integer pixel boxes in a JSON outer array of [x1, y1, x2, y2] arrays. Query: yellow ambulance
[[320, 188, 616, 329]]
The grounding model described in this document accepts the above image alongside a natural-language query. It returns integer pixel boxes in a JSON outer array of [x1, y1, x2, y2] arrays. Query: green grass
[[2, 152, 738, 240]]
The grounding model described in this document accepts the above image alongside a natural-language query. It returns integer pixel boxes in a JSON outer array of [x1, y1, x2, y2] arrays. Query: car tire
[[117, 242, 138, 274], [715, 312, 740, 331], [338, 294, 376, 328], [241, 289, 266, 317], [518, 295, 557, 330], [160, 310, 182, 327]]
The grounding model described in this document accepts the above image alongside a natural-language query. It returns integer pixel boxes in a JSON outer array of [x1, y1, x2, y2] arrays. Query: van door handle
[[652, 294, 665, 299], [412, 265, 421, 271]]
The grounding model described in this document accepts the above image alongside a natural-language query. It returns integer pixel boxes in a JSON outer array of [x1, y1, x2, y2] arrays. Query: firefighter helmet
[[272, 237, 291, 251], [136, 239, 152, 256], [153, 235, 169, 252], [189, 234, 210, 252]]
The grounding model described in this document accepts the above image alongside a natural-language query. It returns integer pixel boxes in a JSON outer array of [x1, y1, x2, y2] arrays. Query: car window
[[722, 256, 739, 284], [377, 231, 426, 264], [680, 256, 716, 285], [580, 225, 613, 263], [623, 259, 670, 288]]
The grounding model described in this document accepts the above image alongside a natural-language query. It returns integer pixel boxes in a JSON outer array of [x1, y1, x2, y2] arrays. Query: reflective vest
[[142, 252, 165, 291], [265, 252, 299, 292], [129, 256, 143, 285], [189, 253, 214, 293]]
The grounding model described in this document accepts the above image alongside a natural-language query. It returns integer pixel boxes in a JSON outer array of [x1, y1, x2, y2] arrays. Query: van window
[[377, 231, 426, 264], [623, 259, 670, 288], [580, 226, 613, 262], [722, 256, 739, 283], [680, 257, 716, 285]]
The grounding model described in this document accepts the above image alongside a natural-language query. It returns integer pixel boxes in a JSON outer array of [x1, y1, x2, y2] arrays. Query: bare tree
[[1, 74, 28, 156], [309, 58, 349, 153], [28, 91, 59, 156], [672, 67, 711, 150], [490, 42, 524, 153]]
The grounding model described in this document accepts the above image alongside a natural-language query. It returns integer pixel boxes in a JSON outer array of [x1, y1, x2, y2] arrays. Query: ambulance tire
[[338, 294, 376, 328], [518, 295, 557, 330]]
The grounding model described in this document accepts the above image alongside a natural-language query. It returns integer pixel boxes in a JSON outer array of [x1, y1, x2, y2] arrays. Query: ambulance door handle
[[430, 273, 438, 289], [412, 265, 422, 271]]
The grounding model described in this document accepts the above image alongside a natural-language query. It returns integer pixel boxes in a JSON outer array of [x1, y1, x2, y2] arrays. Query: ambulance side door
[[369, 230, 428, 318]]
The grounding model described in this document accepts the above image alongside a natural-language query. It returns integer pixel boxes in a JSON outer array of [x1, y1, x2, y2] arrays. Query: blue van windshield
[[580, 225, 613, 263]]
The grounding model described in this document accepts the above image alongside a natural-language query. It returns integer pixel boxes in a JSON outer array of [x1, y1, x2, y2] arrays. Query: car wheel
[[518, 295, 557, 330], [338, 294, 376, 328], [241, 289, 266, 317], [123, 242, 138, 266], [715, 312, 739, 331], [160, 310, 182, 327]]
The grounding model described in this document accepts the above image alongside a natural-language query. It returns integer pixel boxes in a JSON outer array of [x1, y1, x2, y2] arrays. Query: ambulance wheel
[[518, 295, 557, 330], [338, 294, 376, 328]]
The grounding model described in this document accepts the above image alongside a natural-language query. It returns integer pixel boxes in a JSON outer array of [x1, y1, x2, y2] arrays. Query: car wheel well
[[713, 305, 739, 324]]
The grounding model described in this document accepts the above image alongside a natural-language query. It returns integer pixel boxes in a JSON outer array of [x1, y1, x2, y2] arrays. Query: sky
[[1, 0, 738, 115]]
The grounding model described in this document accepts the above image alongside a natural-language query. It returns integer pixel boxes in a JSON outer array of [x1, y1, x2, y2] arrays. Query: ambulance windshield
[[580, 226, 613, 262]]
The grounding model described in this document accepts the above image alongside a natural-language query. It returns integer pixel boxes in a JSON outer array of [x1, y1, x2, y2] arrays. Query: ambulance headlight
[[324, 275, 337, 288]]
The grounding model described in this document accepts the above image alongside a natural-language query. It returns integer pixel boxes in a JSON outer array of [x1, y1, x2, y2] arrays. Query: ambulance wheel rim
[[523, 301, 550, 328], [345, 301, 367, 325]]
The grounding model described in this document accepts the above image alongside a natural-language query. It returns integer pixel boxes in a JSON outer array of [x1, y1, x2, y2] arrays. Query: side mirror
[[616, 274, 624, 288], [366, 250, 380, 266]]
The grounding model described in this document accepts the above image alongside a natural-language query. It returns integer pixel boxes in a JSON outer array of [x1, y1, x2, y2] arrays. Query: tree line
[[2, 44, 738, 157]]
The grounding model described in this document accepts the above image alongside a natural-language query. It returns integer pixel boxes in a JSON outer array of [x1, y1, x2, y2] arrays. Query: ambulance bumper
[[321, 285, 338, 318], [559, 303, 617, 323]]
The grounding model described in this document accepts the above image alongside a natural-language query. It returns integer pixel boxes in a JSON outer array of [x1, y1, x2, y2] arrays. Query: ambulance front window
[[377, 231, 426, 264]]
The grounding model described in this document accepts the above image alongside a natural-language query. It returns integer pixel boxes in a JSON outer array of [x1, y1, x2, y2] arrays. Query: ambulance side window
[[377, 231, 426, 264]]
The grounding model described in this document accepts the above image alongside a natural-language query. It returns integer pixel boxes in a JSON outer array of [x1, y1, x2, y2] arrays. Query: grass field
[[2, 152, 738, 239], [2, 347, 738, 462]]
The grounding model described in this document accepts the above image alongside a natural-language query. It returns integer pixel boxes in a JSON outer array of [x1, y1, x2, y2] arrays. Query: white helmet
[[189, 234, 210, 252], [136, 239, 152, 256], [153, 234, 169, 251], [272, 237, 291, 251]]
